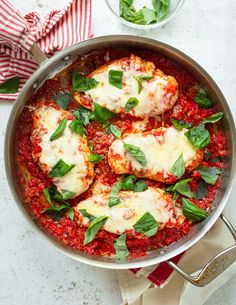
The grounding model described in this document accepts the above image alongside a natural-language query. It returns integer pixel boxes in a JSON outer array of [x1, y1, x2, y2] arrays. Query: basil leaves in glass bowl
[[105, 0, 186, 29]]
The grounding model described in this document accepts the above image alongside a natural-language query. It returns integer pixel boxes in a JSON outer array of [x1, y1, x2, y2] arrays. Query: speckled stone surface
[[0, 1, 236, 304]]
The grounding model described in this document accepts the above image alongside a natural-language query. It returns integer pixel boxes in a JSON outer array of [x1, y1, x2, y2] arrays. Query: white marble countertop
[[0, 0, 236, 304]]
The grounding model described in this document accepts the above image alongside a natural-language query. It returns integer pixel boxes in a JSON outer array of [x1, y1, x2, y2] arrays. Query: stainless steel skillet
[[4, 35, 236, 286]]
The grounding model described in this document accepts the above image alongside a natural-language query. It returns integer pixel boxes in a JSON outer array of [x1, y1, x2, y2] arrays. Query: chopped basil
[[73, 107, 91, 126], [202, 112, 224, 124], [120, 0, 157, 25], [47, 187, 66, 203], [152, 0, 170, 20], [61, 189, 76, 200], [123, 142, 147, 166], [121, 175, 136, 190], [109, 182, 122, 207], [185, 124, 210, 148], [194, 88, 213, 108], [195, 179, 209, 199], [134, 76, 154, 93], [171, 118, 193, 130], [93, 102, 115, 123], [83, 216, 108, 245], [79, 209, 96, 221], [72, 71, 99, 92], [133, 180, 148, 192], [170, 153, 185, 179], [48, 159, 75, 178], [196, 166, 221, 185], [0, 76, 20, 94], [134, 212, 158, 237], [43, 188, 52, 205], [108, 70, 123, 89], [42, 188, 74, 221], [52, 93, 72, 110], [110, 124, 122, 138], [69, 119, 84, 136], [125, 97, 139, 112], [182, 198, 208, 222], [204, 150, 212, 161], [114, 234, 129, 259], [167, 178, 194, 198], [89, 153, 105, 164], [50, 118, 67, 141]]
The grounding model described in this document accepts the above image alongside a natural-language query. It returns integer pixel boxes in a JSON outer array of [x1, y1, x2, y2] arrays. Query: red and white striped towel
[[130, 252, 184, 287], [0, 0, 92, 101]]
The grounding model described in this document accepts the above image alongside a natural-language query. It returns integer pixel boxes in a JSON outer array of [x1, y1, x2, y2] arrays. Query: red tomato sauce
[[16, 48, 226, 258]]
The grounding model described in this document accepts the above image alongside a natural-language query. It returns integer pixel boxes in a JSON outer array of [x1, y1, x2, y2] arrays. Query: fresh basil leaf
[[83, 216, 108, 245], [152, 0, 170, 19], [196, 166, 221, 185], [73, 107, 91, 126], [93, 102, 115, 123], [172, 178, 194, 198], [69, 119, 84, 136], [48, 159, 75, 178], [79, 209, 96, 221], [108, 70, 123, 89], [194, 88, 213, 108], [89, 154, 105, 164], [72, 71, 99, 92], [171, 118, 193, 130], [123, 142, 147, 166], [67, 208, 74, 220], [43, 188, 53, 205], [50, 118, 67, 141], [182, 198, 208, 222], [133, 180, 148, 192], [134, 212, 158, 237], [110, 124, 122, 138], [185, 124, 210, 148], [140, 7, 157, 24], [170, 153, 185, 179], [120, 1, 144, 25], [48, 187, 66, 203], [109, 182, 122, 207], [125, 97, 139, 112], [121, 175, 136, 190], [195, 179, 209, 199], [52, 93, 72, 110], [61, 189, 76, 200], [202, 112, 224, 124], [114, 234, 129, 259], [46, 210, 63, 222], [0, 76, 20, 94], [134, 76, 154, 93]]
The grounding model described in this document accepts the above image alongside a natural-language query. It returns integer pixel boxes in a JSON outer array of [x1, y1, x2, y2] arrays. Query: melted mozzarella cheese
[[84, 59, 178, 118], [108, 126, 197, 175], [77, 187, 176, 234], [31, 106, 94, 197]]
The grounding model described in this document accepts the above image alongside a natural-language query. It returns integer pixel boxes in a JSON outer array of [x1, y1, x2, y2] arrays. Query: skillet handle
[[30, 43, 48, 65], [167, 214, 236, 287]]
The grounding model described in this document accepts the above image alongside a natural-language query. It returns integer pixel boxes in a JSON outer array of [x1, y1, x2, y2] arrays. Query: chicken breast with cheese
[[108, 126, 203, 184], [77, 187, 177, 234], [31, 106, 94, 197], [73, 54, 178, 118]]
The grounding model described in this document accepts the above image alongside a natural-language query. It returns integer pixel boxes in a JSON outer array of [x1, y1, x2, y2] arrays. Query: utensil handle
[[167, 214, 236, 287], [30, 43, 48, 65]]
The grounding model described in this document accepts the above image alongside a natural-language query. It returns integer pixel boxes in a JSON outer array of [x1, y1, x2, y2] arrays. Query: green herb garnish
[[202, 112, 224, 124], [182, 198, 208, 222], [89, 154, 105, 164], [193, 88, 213, 108], [171, 118, 194, 130], [134, 76, 154, 93], [125, 97, 139, 112], [123, 142, 147, 166], [72, 71, 99, 92], [185, 124, 210, 148], [48, 159, 75, 178], [109, 124, 122, 138], [52, 93, 72, 110], [114, 234, 129, 259], [50, 118, 67, 141], [0, 76, 20, 94], [196, 166, 221, 185], [108, 70, 123, 89], [133, 212, 158, 237], [170, 153, 185, 179], [83, 216, 108, 245]]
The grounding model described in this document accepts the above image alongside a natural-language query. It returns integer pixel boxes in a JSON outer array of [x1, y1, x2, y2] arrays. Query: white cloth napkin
[[118, 218, 236, 305]]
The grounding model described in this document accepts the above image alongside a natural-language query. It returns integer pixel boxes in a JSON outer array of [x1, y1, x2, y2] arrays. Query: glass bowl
[[105, 0, 186, 29]]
